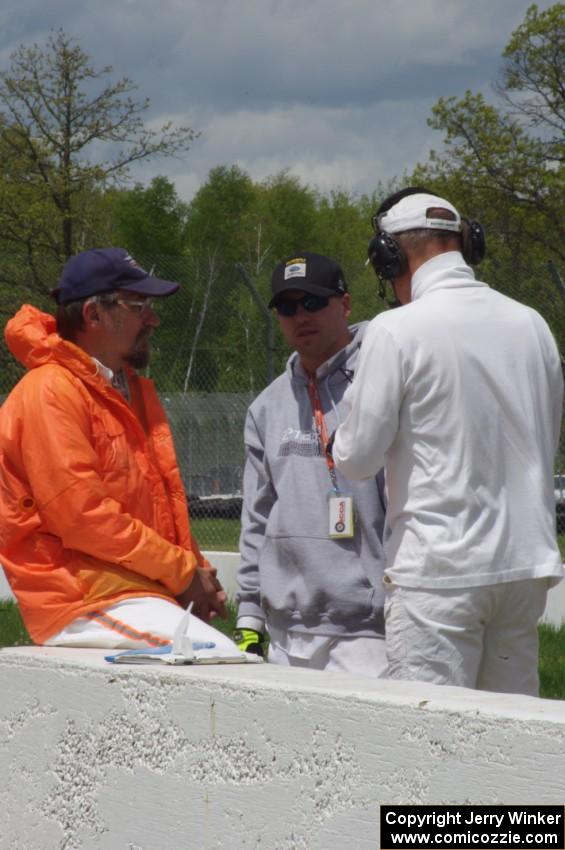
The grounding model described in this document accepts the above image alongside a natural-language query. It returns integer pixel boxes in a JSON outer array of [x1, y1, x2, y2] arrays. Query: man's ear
[[341, 292, 352, 319], [82, 299, 100, 329]]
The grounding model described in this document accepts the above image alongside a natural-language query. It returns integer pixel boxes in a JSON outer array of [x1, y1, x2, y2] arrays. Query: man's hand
[[176, 565, 228, 622]]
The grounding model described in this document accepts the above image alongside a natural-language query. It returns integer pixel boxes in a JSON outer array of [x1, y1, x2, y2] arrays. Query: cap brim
[[50, 276, 180, 304], [117, 276, 180, 297], [268, 282, 338, 308]]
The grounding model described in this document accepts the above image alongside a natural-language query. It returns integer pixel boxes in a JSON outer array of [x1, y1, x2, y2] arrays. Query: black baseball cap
[[269, 252, 347, 308], [51, 248, 180, 305]]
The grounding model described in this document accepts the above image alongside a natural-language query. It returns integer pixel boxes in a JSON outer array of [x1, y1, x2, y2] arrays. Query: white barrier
[[2, 554, 565, 625], [1, 646, 565, 850], [0, 566, 11, 600], [205, 550, 240, 599]]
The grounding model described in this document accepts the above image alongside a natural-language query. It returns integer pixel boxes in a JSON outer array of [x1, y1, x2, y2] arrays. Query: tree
[[497, 3, 564, 158], [186, 165, 257, 263], [410, 3, 564, 352], [212, 169, 323, 391], [109, 176, 190, 260], [0, 29, 198, 270], [415, 4, 564, 260], [149, 166, 390, 394]]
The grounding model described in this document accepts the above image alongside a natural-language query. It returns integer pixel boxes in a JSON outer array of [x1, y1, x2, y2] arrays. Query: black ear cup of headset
[[461, 218, 486, 266], [368, 217, 486, 281], [367, 231, 407, 281]]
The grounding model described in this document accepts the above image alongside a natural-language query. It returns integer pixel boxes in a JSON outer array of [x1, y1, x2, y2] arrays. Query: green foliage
[[315, 190, 387, 324], [0, 28, 197, 276], [186, 165, 257, 264], [252, 170, 321, 262], [409, 2, 565, 353], [162, 167, 389, 395], [161, 167, 311, 393], [109, 177, 190, 259], [0, 6, 563, 402], [213, 600, 238, 637], [0, 602, 32, 646], [418, 2, 564, 244], [500, 3, 564, 152]]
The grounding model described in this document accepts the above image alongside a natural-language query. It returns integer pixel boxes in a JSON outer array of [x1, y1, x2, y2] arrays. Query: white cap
[[377, 193, 462, 235]]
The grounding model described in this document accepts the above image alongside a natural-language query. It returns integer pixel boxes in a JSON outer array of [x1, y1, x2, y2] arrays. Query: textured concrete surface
[[1, 646, 565, 850]]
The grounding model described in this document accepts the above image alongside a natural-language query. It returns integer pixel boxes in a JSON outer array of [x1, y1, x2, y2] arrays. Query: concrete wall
[[1, 645, 565, 850]]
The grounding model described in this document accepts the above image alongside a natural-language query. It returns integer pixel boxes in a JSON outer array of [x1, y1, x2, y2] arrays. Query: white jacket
[[334, 251, 564, 589]]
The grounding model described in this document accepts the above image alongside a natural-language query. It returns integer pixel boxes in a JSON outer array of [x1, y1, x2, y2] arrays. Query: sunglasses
[[274, 294, 336, 317]]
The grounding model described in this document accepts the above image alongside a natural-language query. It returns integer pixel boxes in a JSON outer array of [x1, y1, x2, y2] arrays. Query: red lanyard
[[307, 377, 339, 492]]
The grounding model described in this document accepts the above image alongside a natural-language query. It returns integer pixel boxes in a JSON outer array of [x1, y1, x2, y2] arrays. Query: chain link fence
[[1, 253, 564, 548]]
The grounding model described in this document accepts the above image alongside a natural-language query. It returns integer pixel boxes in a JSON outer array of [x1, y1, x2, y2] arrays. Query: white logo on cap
[[284, 262, 307, 280], [124, 253, 144, 271]]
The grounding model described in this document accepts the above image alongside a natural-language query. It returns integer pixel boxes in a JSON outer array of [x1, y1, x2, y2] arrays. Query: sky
[[0, 0, 555, 203]]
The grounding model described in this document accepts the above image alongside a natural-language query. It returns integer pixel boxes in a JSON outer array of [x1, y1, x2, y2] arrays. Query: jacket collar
[[410, 251, 488, 302], [4, 304, 134, 396]]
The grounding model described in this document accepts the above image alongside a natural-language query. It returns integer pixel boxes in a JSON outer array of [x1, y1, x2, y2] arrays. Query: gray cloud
[[0, 0, 555, 199]]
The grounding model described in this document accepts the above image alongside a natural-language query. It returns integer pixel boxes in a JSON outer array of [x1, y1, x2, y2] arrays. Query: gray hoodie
[[236, 322, 386, 638]]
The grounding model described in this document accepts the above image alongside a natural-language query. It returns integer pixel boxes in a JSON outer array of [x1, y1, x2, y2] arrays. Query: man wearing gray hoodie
[[234, 252, 387, 675]]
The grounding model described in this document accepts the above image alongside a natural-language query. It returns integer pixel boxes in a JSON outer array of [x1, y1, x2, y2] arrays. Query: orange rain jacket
[[0, 305, 208, 644]]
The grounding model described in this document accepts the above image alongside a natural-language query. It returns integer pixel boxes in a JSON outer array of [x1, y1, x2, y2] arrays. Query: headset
[[367, 214, 486, 306]]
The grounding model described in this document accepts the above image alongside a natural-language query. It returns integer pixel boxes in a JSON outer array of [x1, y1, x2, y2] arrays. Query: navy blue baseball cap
[[51, 248, 180, 305]]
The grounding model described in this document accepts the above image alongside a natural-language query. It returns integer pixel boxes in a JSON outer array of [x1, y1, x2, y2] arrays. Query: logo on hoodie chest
[[277, 427, 323, 458]]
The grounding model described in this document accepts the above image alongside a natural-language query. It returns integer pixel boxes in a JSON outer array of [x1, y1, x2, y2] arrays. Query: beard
[[123, 331, 151, 370]]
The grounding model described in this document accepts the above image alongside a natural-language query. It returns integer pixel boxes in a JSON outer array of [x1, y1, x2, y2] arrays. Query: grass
[[191, 517, 241, 551], [0, 601, 31, 646], [538, 623, 565, 700]]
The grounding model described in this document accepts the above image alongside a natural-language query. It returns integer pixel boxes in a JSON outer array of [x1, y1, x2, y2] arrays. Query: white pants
[[383, 579, 550, 696], [45, 597, 238, 653], [267, 626, 387, 677]]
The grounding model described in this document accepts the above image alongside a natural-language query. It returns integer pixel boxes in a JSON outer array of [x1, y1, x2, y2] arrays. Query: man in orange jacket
[[0, 248, 235, 651]]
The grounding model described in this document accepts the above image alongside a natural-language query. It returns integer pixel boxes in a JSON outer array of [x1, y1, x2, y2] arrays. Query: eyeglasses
[[274, 294, 335, 317], [108, 297, 155, 316]]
